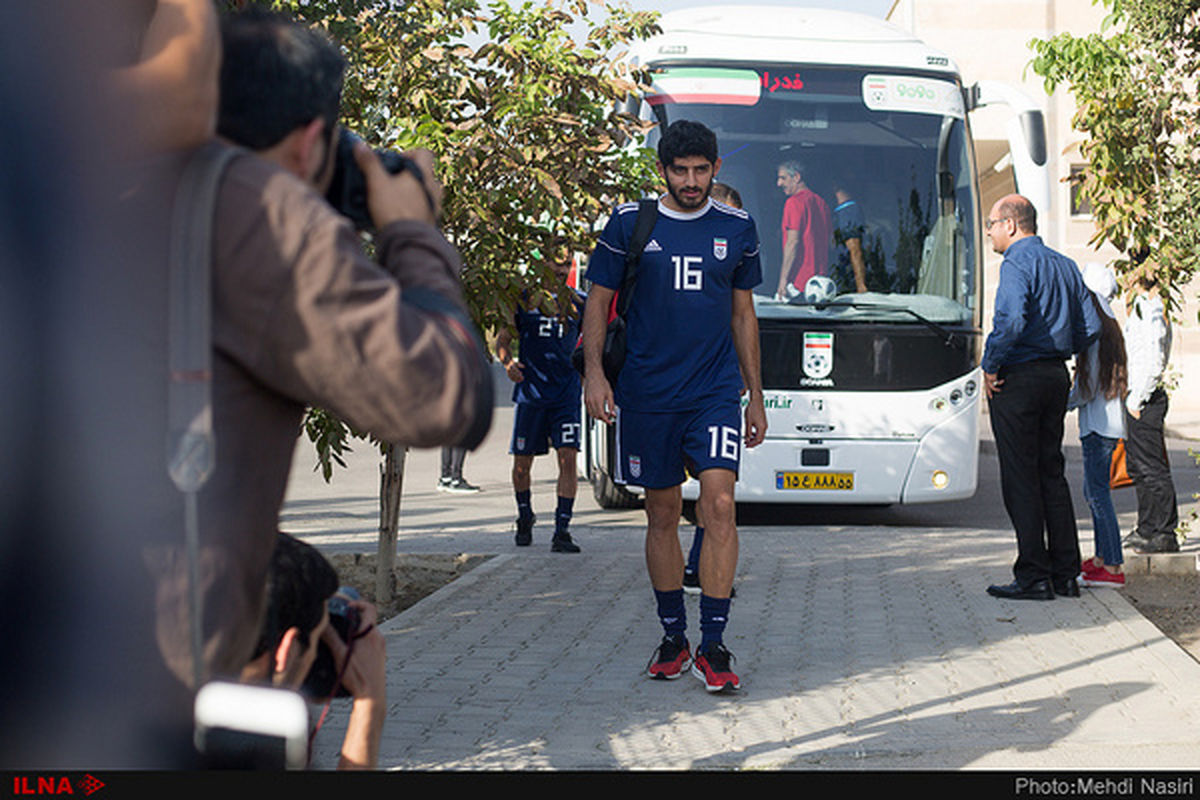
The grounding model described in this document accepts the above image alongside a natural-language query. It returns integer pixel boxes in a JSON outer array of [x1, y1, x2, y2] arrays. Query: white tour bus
[[581, 6, 1050, 508]]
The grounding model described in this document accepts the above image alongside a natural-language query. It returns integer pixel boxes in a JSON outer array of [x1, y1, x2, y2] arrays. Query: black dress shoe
[[1123, 530, 1153, 548], [1134, 534, 1180, 553], [986, 579, 1054, 600], [1053, 577, 1080, 597]]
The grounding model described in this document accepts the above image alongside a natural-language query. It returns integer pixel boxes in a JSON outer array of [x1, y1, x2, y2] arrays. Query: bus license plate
[[776, 471, 854, 491]]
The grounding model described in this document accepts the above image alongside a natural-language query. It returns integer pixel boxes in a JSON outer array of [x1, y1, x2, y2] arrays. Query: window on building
[[1069, 164, 1093, 217]]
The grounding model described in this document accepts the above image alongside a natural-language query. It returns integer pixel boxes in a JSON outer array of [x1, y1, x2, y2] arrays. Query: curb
[[1123, 551, 1199, 576]]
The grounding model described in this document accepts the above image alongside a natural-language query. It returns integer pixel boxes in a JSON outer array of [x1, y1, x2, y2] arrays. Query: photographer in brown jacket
[[147, 5, 491, 731]]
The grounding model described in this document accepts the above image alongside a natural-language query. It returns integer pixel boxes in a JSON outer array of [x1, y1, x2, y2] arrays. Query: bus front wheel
[[592, 469, 642, 509]]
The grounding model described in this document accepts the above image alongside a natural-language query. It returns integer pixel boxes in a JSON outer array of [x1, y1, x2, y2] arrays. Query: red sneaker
[[1080, 569, 1126, 589], [692, 643, 740, 692], [647, 635, 691, 680], [1080, 558, 1105, 576]]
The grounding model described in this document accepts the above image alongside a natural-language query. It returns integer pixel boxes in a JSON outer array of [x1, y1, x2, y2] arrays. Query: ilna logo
[[11, 775, 104, 796]]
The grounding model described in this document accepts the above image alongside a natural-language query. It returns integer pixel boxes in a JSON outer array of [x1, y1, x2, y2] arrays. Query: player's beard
[[666, 178, 711, 211]]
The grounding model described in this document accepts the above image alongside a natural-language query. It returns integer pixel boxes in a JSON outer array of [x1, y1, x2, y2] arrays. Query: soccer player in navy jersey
[[581, 121, 767, 692], [495, 242, 584, 553]]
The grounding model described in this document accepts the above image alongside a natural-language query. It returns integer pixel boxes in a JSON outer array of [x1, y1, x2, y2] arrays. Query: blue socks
[[515, 489, 533, 521], [654, 588, 687, 640], [699, 594, 730, 652], [656, 588, 730, 651], [516, 491, 574, 532], [555, 495, 574, 533]]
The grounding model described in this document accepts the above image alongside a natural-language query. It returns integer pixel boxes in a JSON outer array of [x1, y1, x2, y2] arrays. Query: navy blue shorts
[[510, 400, 581, 455], [614, 400, 742, 489]]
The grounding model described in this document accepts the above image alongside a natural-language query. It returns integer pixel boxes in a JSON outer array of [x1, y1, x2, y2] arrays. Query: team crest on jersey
[[516, 436, 526, 450], [628, 454, 642, 479], [713, 237, 728, 260]]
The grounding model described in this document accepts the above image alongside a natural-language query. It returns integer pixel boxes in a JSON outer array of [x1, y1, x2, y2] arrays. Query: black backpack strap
[[615, 198, 658, 319]]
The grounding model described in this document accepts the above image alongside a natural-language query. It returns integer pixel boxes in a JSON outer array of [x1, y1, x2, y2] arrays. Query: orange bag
[[1110, 438, 1133, 489]]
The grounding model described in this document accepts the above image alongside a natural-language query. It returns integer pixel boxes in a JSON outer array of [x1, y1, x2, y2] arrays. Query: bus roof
[[634, 6, 960, 77]]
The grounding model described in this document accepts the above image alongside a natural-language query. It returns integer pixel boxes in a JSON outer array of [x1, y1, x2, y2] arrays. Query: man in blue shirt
[[831, 183, 868, 293], [982, 193, 1101, 601], [495, 243, 584, 553], [582, 120, 767, 692]]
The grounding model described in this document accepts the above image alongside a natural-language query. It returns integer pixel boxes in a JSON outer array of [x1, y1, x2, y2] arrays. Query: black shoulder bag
[[572, 198, 658, 383]]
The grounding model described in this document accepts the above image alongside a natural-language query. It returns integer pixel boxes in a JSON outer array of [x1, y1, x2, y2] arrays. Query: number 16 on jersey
[[673, 255, 703, 291]]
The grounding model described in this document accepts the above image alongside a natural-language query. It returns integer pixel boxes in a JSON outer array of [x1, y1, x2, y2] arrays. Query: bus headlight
[[931, 470, 949, 489], [930, 397, 947, 412]]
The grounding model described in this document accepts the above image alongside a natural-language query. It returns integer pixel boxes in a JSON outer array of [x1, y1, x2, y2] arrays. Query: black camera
[[325, 128, 423, 232], [300, 587, 360, 701]]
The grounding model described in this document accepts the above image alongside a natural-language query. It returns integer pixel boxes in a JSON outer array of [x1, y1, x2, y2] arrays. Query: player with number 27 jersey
[[510, 293, 583, 409]]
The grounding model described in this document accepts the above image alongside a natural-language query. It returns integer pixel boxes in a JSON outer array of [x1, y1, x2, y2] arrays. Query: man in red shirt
[[774, 160, 832, 300]]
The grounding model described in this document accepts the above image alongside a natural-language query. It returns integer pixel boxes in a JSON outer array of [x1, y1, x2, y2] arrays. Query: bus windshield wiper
[[794, 299, 968, 349]]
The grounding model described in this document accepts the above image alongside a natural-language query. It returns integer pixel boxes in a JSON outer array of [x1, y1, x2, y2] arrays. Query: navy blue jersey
[[512, 291, 584, 407], [832, 198, 865, 253], [587, 197, 761, 412], [830, 198, 866, 290]]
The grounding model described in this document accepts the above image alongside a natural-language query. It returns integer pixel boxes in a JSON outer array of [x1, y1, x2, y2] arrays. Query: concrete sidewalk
[[285, 404, 1200, 770], [311, 528, 1200, 770]]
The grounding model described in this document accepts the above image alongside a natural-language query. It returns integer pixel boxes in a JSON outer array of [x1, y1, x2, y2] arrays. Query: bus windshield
[[646, 64, 982, 327]]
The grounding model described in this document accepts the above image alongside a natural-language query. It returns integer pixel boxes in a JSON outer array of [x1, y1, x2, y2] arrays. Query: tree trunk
[[376, 443, 407, 604]]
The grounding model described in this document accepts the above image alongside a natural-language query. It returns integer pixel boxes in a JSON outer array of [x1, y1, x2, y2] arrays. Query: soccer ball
[[804, 275, 838, 304]]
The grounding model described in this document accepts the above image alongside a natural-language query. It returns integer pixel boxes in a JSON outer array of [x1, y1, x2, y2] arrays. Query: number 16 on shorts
[[707, 425, 740, 461]]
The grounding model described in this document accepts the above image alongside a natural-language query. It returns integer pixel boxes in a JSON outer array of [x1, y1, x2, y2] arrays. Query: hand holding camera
[[356, 143, 443, 229], [315, 593, 387, 770], [319, 595, 387, 703], [325, 128, 442, 231]]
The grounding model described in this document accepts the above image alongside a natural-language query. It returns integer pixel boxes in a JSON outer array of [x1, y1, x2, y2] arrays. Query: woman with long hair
[[1069, 264, 1128, 587]]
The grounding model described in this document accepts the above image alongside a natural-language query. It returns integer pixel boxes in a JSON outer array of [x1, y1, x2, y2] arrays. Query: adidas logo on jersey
[[644, 239, 662, 252]]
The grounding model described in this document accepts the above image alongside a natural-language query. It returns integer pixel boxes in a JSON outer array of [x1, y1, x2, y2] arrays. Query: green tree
[[221, 0, 660, 599], [230, 0, 658, 331], [1028, 0, 1200, 315], [1032, 1, 1200, 544]]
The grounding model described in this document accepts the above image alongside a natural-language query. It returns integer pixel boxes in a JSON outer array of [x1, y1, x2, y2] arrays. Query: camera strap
[[166, 140, 241, 691]]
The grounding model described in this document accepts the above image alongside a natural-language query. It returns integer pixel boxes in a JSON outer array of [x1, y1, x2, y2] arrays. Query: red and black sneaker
[[692, 643, 740, 692], [646, 635, 692, 680]]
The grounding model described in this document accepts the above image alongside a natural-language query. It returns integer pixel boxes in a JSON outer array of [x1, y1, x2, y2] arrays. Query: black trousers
[[1125, 388, 1178, 539], [440, 446, 466, 480], [988, 359, 1080, 585]]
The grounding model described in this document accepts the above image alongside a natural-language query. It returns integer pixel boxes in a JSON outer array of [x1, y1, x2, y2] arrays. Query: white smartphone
[[194, 681, 310, 769]]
